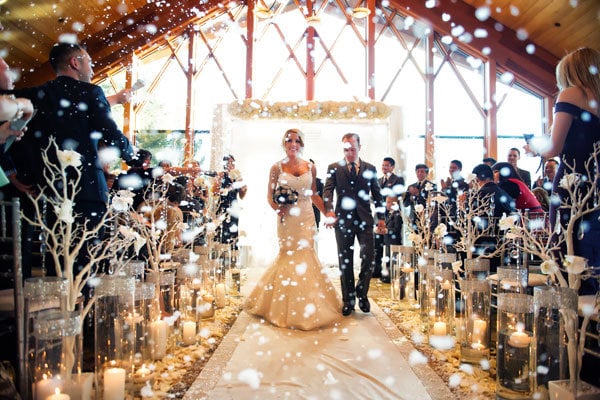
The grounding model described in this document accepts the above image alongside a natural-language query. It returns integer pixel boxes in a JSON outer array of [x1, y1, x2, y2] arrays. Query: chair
[[0, 198, 26, 398]]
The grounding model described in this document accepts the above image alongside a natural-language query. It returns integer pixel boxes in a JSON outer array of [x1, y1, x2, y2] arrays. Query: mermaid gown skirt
[[245, 171, 342, 330]]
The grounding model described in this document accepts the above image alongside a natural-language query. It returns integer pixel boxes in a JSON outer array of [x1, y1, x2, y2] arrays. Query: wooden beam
[[390, 0, 558, 96]]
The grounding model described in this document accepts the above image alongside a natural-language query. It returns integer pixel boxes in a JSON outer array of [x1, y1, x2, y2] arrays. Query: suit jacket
[[378, 173, 405, 197], [9, 76, 134, 205], [517, 167, 532, 189], [323, 158, 384, 228]]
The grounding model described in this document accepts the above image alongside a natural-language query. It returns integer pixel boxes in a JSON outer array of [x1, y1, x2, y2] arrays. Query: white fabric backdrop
[[212, 109, 398, 268]]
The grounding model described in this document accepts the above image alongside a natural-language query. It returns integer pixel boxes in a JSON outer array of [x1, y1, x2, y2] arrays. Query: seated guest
[[532, 187, 550, 213], [471, 164, 516, 271], [492, 162, 543, 214], [151, 182, 185, 253], [482, 157, 497, 167], [533, 158, 559, 196], [113, 149, 155, 211]]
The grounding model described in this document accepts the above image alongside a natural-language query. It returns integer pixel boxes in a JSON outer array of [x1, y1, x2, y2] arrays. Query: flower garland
[[227, 99, 391, 120]]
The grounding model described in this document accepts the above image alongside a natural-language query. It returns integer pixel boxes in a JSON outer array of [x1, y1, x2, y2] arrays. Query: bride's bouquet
[[273, 185, 299, 205]]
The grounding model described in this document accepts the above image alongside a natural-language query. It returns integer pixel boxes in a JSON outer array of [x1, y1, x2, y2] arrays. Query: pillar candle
[[151, 320, 169, 360], [182, 321, 197, 345], [215, 283, 227, 308], [35, 376, 63, 400], [46, 388, 70, 400], [432, 321, 447, 336], [471, 318, 487, 345], [103, 367, 126, 400], [508, 328, 531, 348]]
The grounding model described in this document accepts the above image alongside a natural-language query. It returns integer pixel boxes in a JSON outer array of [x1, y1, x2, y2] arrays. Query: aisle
[[184, 268, 454, 400]]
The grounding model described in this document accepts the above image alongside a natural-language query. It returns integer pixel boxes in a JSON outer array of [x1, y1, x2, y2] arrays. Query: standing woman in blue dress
[[525, 47, 600, 295]]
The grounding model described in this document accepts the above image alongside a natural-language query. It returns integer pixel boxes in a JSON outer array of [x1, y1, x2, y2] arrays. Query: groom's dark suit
[[323, 158, 385, 308]]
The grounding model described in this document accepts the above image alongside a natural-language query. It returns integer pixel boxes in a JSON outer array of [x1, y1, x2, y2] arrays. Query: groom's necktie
[[350, 162, 357, 180]]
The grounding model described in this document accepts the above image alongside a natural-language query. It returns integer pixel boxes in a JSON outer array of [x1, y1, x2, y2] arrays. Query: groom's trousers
[[335, 223, 374, 305]]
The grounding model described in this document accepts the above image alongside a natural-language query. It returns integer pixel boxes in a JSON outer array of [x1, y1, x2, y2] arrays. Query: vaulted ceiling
[[1, 0, 599, 89]]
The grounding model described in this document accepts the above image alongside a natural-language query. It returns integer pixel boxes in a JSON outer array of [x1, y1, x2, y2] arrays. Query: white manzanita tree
[[23, 137, 144, 378]]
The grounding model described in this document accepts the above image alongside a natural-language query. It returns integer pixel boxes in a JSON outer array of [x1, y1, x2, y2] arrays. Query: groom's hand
[[324, 211, 337, 228]]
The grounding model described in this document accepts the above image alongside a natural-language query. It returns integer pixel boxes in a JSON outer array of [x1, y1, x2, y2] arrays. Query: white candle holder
[[428, 268, 454, 343], [496, 293, 535, 399], [460, 279, 490, 363], [94, 275, 136, 400]]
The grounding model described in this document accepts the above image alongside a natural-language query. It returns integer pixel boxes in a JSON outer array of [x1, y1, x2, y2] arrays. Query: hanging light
[[255, 0, 276, 19], [352, 7, 370, 19]]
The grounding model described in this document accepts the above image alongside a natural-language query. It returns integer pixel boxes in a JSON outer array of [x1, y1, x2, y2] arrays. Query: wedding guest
[[374, 156, 404, 282], [403, 163, 436, 230], [113, 148, 155, 210], [492, 162, 543, 214], [323, 133, 386, 316], [6, 43, 135, 280], [507, 147, 532, 188], [524, 47, 600, 295], [532, 187, 550, 213], [482, 157, 497, 167], [384, 195, 403, 246], [471, 164, 515, 271], [439, 159, 469, 247], [532, 158, 558, 195], [214, 154, 247, 248]]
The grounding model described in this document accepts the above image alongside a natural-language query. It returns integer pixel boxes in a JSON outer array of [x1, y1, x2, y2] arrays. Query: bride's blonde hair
[[282, 128, 305, 149], [556, 47, 600, 115]]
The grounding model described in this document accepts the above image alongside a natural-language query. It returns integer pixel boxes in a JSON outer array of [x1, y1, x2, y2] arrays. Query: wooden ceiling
[[0, 0, 598, 88]]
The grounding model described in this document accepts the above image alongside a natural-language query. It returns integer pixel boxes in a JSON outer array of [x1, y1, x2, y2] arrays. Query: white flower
[[499, 214, 518, 230], [112, 193, 134, 212], [505, 231, 519, 240], [54, 199, 74, 223], [451, 260, 463, 275], [434, 223, 447, 238], [559, 173, 580, 190], [57, 149, 82, 169], [540, 259, 559, 275], [424, 182, 433, 191], [564, 255, 587, 275], [161, 173, 175, 184], [414, 204, 424, 213], [118, 226, 147, 255], [466, 173, 477, 184], [408, 232, 422, 244], [229, 169, 242, 181]]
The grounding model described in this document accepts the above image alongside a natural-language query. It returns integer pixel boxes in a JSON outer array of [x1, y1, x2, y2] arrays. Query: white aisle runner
[[184, 268, 454, 400]]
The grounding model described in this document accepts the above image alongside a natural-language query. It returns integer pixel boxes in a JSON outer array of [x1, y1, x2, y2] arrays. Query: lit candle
[[401, 265, 414, 273], [508, 327, 531, 348], [441, 280, 452, 290], [191, 278, 202, 290], [182, 320, 197, 345], [63, 373, 94, 400], [215, 283, 227, 308], [46, 388, 70, 400], [151, 320, 169, 360], [471, 341, 486, 351], [35, 376, 63, 400], [103, 366, 126, 400], [432, 321, 447, 336], [197, 295, 215, 319], [471, 318, 487, 345]]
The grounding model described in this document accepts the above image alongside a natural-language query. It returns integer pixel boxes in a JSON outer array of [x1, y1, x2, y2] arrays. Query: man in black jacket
[[8, 42, 134, 274]]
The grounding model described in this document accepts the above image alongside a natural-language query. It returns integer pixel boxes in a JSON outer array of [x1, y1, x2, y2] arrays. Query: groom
[[323, 133, 386, 316]]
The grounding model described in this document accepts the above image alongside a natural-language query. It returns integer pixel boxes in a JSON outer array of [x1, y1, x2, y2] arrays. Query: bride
[[245, 128, 342, 330]]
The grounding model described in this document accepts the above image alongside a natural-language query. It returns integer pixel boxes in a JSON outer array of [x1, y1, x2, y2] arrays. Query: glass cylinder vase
[[94, 275, 136, 400], [390, 245, 415, 301], [464, 258, 490, 280], [460, 279, 491, 363], [428, 268, 454, 344], [496, 293, 535, 399], [533, 286, 578, 395], [32, 310, 81, 400]]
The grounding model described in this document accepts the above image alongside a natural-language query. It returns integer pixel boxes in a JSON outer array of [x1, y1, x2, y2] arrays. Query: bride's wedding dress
[[245, 163, 342, 330]]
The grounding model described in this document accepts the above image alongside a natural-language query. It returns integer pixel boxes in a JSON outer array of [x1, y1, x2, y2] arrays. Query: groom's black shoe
[[358, 298, 371, 313], [342, 304, 355, 316]]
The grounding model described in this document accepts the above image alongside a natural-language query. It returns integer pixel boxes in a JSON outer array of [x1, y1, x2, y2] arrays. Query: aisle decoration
[[227, 99, 391, 120], [22, 138, 146, 398], [504, 144, 600, 398]]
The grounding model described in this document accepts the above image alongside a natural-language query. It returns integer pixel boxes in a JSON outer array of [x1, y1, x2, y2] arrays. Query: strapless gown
[[245, 168, 342, 330]]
